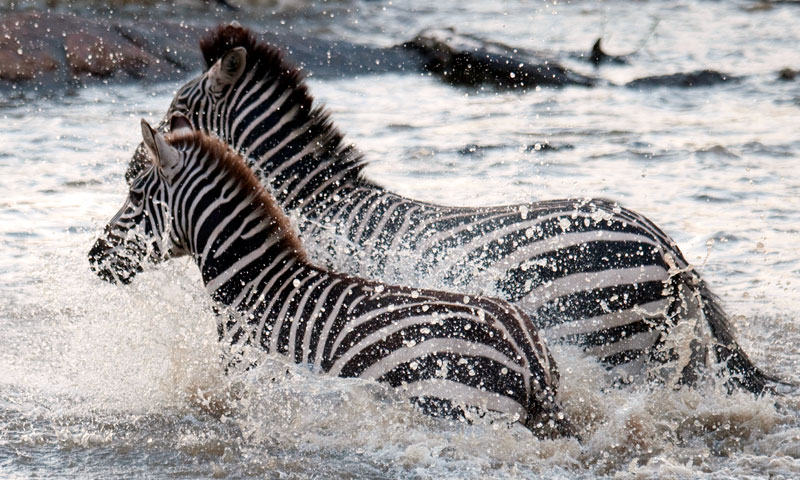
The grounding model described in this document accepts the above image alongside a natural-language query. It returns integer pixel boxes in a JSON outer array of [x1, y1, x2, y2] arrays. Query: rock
[[778, 68, 798, 81], [403, 28, 596, 89], [0, 10, 420, 94], [0, 11, 200, 91], [113, 22, 206, 76], [0, 13, 611, 95], [257, 31, 417, 79], [525, 142, 572, 152], [626, 69, 738, 89], [0, 13, 63, 82], [64, 32, 159, 78], [0, 39, 59, 82]]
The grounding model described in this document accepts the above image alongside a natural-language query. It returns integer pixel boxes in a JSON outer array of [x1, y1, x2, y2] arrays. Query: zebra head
[[125, 36, 248, 185], [89, 117, 194, 284]]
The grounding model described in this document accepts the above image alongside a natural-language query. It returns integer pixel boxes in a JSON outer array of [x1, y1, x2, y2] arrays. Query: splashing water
[[2, 0, 800, 476]]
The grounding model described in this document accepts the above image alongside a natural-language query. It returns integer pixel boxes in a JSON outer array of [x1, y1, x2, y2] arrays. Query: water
[[1, 0, 799, 477]]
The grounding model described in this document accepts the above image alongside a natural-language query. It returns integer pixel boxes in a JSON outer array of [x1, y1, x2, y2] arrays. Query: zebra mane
[[167, 130, 309, 264], [199, 24, 368, 183]]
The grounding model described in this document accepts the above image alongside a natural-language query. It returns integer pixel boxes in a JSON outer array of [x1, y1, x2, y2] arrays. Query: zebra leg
[[524, 384, 579, 439]]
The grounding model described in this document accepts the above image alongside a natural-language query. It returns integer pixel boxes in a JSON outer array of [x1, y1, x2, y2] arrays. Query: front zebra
[[104, 24, 774, 394], [90, 118, 573, 437]]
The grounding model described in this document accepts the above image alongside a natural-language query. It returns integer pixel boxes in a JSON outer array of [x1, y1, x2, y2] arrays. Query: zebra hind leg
[[524, 387, 580, 440]]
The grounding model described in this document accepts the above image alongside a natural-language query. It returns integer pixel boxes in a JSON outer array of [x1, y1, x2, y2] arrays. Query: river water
[[1, 0, 800, 478]]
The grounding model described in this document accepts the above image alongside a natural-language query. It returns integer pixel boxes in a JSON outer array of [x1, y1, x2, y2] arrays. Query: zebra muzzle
[[88, 236, 144, 285]]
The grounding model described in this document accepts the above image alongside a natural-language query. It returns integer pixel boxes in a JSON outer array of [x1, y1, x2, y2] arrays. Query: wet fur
[[166, 129, 309, 264], [186, 24, 782, 396]]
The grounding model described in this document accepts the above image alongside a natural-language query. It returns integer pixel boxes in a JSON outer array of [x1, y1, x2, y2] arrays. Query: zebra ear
[[140, 119, 182, 179], [140, 119, 159, 158], [209, 46, 247, 91], [169, 113, 193, 135]]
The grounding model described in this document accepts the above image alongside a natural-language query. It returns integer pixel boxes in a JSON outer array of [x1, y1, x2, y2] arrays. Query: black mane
[[198, 24, 368, 184]]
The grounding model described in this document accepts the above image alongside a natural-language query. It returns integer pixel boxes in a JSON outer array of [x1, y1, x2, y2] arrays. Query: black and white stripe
[[91, 121, 572, 436], [116, 25, 774, 394]]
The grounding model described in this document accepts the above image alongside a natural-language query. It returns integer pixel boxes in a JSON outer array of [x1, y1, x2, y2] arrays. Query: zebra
[[89, 118, 574, 437], [102, 24, 776, 394]]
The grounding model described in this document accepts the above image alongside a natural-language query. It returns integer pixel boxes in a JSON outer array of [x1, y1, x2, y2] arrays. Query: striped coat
[[90, 121, 573, 436], [115, 24, 773, 394]]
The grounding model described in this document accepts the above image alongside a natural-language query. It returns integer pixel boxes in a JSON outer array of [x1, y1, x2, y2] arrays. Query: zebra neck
[[218, 82, 368, 212], [257, 159, 375, 215], [191, 200, 307, 307]]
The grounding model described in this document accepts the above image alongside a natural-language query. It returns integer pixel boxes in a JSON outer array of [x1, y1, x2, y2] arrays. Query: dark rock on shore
[[0, 11, 422, 95], [626, 69, 739, 89], [0, 12, 205, 93], [1, 11, 770, 97], [403, 28, 597, 90]]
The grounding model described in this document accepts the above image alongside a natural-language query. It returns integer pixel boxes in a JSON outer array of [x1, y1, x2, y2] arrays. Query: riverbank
[[8, 6, 790, 99], [0, 9, 423, 96]]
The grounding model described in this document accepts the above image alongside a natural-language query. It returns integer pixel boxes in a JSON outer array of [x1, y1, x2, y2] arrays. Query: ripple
[[740, 142, 796, 158], [693, 194, 734, 204], [64, 179, 103, 188], [694, 145, 741, 159]]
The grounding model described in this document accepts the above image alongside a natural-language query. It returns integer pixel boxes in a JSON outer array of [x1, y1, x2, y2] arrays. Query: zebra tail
[[696, 276, 791, 395]]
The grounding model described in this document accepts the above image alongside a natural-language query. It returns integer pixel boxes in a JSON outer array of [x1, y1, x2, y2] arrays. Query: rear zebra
[[89, 119, 573, 437], [108, 24, 775, 394]]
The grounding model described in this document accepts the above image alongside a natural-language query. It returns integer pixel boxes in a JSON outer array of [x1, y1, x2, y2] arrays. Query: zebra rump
[[90, 120, 575, 438], [104, 24, 777, 395]]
